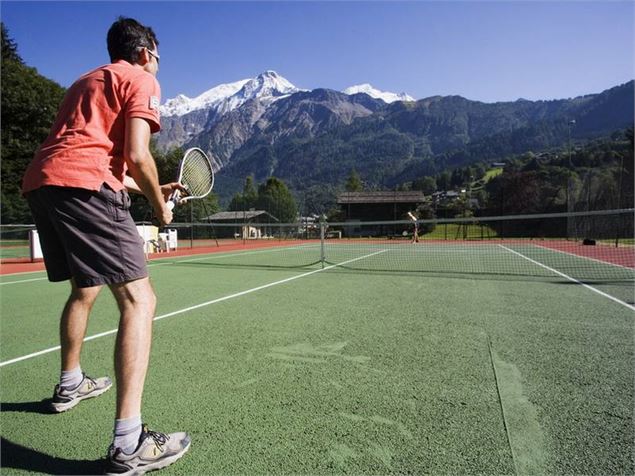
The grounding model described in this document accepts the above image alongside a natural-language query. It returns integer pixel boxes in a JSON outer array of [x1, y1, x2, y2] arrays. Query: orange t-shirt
[[22, 60, 161, 193]]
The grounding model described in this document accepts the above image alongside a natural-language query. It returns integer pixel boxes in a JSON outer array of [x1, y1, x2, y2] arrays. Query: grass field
[[1, 242, 633, 475]]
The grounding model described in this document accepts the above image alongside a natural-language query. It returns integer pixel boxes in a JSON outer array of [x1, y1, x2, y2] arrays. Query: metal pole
[[320, 217, 326, 269], [189, 200, 194, 249], [568, 119, 576, 168], [616, 154, 624, 247]]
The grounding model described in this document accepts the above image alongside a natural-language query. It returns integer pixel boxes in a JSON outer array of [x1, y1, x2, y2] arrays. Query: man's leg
[[51, 280, 113, 413], [109, 277, 156, 420], [60, 280, 102, 371], [105, 277, 190, 475]]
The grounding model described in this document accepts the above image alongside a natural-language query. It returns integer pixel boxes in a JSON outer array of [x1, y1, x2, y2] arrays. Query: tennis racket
[[167, 147, 214, 210]]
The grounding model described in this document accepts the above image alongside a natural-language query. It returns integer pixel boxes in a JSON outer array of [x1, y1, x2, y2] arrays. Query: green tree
[[413, 176, 437, 195], [1, 23, 21, 62], [486, 171, 541, 215], [1, 24, 66, 223], [257, 177, 297, 223], [242, 176, 258, 208], [345, 168, 363, 192], [414, 200, 436, 234], [228, 175, 258, 212], [437, 171, 451, 190]]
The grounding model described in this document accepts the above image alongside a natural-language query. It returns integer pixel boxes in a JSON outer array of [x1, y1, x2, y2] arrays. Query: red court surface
[[535, 241, 635, 268]]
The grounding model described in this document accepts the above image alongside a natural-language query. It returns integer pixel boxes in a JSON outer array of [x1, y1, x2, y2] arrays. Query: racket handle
[[166, 189, 181, 211]]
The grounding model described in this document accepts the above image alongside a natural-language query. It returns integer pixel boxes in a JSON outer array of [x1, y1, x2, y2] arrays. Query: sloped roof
[[203, 211, 279, 222], [337, 191, 425, 204]]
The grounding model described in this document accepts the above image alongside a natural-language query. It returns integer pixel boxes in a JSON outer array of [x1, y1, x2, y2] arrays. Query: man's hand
[[156, 205, 174, 227], [160, 182, 187, 203]]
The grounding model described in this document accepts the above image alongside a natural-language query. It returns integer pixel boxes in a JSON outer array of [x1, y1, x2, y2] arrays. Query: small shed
[[203, 210, 279, 239]]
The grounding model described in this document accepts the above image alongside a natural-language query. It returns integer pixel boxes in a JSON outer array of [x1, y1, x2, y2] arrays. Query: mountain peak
[[161, 71, 302, 117], [343, 83, 415, 103], [238, 70, 300, 100]]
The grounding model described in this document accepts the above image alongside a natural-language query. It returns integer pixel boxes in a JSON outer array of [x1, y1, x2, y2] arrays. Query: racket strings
[[181, 151, 213, 198]]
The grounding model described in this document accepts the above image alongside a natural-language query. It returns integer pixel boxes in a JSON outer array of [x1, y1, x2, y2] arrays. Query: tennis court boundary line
[[0, 276, 48, 286], [0, 244, 322, 284], [0, 250, 387, 368], [498, 245, 635, 311]]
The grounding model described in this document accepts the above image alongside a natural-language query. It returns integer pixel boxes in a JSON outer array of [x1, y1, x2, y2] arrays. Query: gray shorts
[[26, 184, 148, 288]]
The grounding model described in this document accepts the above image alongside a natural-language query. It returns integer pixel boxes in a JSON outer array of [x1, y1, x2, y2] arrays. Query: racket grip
[[166, 189, 181, 211]]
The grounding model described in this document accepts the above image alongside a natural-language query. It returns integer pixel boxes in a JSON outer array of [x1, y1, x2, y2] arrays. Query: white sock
[[60, 366, 83, 389], [113, 416, 142, 454]]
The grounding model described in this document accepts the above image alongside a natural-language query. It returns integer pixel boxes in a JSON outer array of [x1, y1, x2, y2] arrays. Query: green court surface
[[0, 242, 29, 260], [1, 243, 633, 475]]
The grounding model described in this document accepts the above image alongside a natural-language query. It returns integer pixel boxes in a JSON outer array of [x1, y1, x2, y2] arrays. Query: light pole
[[566, 119, 576, 235], [567, 119, 576, 168]]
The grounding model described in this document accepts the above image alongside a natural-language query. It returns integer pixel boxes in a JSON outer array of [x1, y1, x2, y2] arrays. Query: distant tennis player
[[21, 17, 190, 475], [408, 211, 419, 243]]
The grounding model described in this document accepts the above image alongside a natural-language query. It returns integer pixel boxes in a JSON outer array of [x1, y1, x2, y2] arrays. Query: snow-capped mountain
[[161, 79, 250, 117], [157, 71, 413, 168], [343, 83, 415, 103], [161, 71, 303, 117]]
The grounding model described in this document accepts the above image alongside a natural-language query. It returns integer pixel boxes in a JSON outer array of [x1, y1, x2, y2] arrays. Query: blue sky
[[2, 1, 633, 103]]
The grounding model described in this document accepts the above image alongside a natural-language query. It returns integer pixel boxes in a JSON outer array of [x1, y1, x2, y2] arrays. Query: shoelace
[[83, 374, 98, 388], [143, 426, 168, 451]]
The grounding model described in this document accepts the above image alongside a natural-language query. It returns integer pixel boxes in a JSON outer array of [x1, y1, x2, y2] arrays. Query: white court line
[[498, 245, 635, 311], [0, 244, 321, 284], [0, 250, 387, 368], [0, 268, 46, 277], [0, 277, 48, 286], [173, 243, 320, 264], [0, 260, 194, 284]]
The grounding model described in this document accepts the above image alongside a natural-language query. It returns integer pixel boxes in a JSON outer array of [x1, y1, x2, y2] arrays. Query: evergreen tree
[[228, 175, 258, 212], [437, 171, 451, 190], [257, 177, 297, 223], [1, 23, 21, 62], [1, 25, 66, 223], [413, 176, 437, 195], [345, 168, 363, 192], [242, 176, 258, 209]]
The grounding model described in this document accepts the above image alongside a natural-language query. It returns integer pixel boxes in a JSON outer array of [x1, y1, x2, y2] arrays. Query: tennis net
[[3, 210, 633, 288], [163, 209, 633, 283]]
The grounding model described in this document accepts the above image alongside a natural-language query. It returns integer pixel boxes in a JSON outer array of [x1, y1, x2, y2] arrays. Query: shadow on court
[[1, 399, 55, 414], [1, 437, 104, 475]]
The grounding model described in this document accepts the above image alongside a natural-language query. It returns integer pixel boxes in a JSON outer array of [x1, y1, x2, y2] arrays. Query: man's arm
[[124, 117, 172, 226], [123, 175, 142, 194], [124, 175, 184, 203]]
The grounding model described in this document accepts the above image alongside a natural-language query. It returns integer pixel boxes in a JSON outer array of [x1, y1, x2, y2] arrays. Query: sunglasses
[[138, 47, 160, 64], [146, 49, 160, 64]]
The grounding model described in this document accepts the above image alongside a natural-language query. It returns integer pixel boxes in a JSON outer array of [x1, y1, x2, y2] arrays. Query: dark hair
[[107, 16, 159, 63]]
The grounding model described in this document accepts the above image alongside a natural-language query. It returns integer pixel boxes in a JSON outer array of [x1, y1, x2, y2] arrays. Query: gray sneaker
[[105, 425, 191, 475], [50, 373, 112, 413]]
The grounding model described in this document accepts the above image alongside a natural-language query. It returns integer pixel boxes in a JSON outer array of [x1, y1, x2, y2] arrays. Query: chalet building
[[337, 191, 426, 221], [203, 210, 279, 239], [336, 191, 425, 237]]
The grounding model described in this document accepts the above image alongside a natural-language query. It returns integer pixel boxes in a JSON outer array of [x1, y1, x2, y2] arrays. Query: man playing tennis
[[22, 17, 190, 475]]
